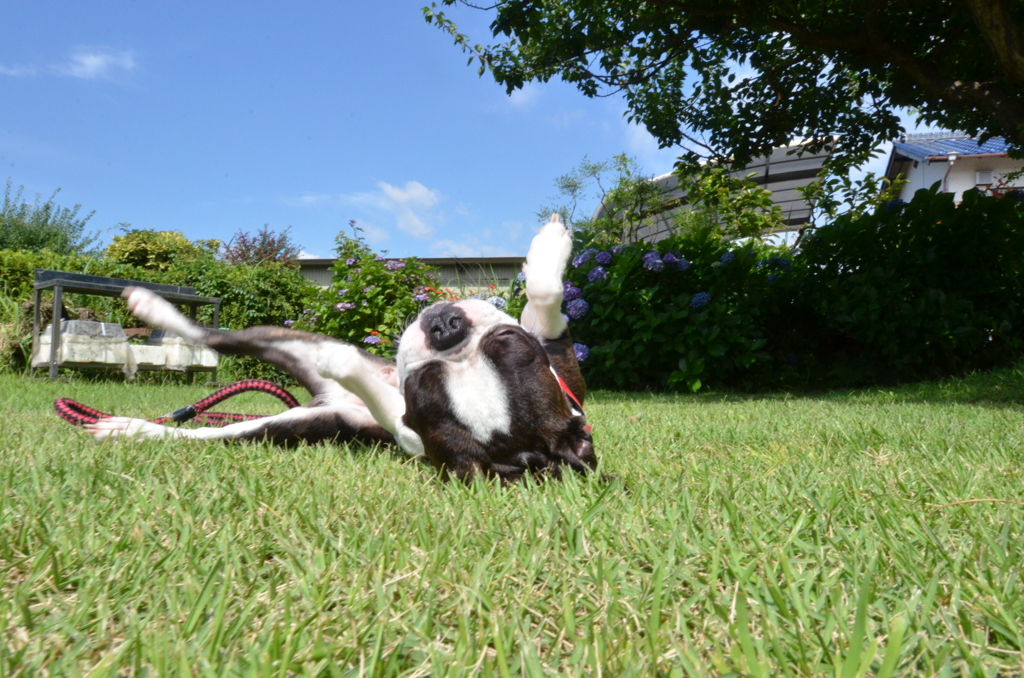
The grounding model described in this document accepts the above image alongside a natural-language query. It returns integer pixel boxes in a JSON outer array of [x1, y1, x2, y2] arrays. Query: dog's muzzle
[[421, 304, 469, 352]]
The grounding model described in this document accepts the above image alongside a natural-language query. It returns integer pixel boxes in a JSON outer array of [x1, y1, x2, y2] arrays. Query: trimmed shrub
[[289, 229, 444, 357]]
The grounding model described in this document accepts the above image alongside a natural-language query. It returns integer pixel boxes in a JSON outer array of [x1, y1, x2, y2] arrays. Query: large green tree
[[425, 0, 1024, 172]]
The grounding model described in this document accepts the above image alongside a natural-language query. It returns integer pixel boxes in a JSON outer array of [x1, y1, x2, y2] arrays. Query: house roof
[[891, 135, 1012, 163]]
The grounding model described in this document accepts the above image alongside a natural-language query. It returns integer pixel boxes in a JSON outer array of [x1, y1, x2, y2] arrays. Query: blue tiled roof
[[892, 136, 1011, 162]]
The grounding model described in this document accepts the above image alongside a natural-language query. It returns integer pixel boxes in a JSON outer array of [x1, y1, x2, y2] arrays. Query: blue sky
[[1, 2, 685, 259]]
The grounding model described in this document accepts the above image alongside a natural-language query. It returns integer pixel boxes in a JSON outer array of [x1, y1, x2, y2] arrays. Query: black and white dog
[[86, 215, 596, 483]]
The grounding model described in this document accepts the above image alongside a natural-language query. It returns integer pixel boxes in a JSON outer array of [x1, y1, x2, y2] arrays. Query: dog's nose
[[421, 304, 469, 351]]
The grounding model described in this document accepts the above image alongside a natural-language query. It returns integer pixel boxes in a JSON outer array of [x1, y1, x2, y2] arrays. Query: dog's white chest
[[444, 356, 511, 443]]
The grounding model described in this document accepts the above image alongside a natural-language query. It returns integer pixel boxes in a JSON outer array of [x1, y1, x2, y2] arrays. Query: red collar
[[553, 369, 592, 434]]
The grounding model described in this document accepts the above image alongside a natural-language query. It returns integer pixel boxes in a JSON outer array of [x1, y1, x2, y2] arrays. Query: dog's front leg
[[520, 213, 574, 340], [316, 343, 425, 456]]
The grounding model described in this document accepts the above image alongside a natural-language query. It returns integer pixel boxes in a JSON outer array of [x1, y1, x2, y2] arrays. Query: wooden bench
[[32, 269, 222, 380]]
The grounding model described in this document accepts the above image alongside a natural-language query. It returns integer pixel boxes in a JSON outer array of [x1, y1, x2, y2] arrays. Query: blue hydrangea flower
[[564, 283, 582, 301], [767, 273, 781, 283], [413, 294, 430, 302], [512, 271, 526, 294], [675, 258, 691, 272], [385, 260, 405, 271], [337, 289, 349, 296], [334, 302, 356, 311], [345, 258, 357, 266], [574, 343, 589, 362], [588, 266, 607, 282], [566, 298, 590, 319], [643, 256, 664, 272], [571, 249, 598, 268], [595, 251, 612, 265], [363, 335, 382, 344], [642, 250, 660, 261], [611, 244, 628, 254], [720, 251, 735, 264], [662, 252, 678, 264], [691, 292, 710, 309], [486, 296, 507, 309]]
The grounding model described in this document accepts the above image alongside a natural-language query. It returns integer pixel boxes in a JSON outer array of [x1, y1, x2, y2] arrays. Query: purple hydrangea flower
[[486, 296, 507, 309], [564, 282, 582, 301], [566, 298, 590, 319], [662, 252, 679, 264], [571, 248, 598, 268], [413, 294, 430, 302], [303, 309, 311, 314], [308, 317, 318, 325], [720, 252, 735, 264], [337, 289, 349, 296], [334, 302, 356, 311], [675, 258, 691, 272], [284, 320, 294, 327], [642, 250, 660, 261], [588, 266, 607, 282], [643, 256, 664, 272], [385, 260, 406, 271], [573, 343, 589, 362], [345, 258, 357, 266], [595, 251, 612, 265], [691, 292, 711, 309], [375, 256, 386, 262], [363, 335, 382, 344]]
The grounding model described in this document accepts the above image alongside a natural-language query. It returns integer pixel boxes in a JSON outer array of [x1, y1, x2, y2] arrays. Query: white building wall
[[897, 156, 1024, 202]]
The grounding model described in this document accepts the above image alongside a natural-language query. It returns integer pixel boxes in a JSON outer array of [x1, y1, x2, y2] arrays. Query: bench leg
[[49, 286, 63, 379]]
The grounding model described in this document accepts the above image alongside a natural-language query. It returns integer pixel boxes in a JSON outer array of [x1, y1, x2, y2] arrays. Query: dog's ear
[[550, 417, 596, 475]]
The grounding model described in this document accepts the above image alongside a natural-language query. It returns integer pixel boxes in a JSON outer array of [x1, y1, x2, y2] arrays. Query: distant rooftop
[[892, 133, 1012, 162]]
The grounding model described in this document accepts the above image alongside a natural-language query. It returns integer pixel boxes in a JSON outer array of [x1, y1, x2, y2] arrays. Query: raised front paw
[[84, 417, 169, 442], [523, 214, 573, 308]]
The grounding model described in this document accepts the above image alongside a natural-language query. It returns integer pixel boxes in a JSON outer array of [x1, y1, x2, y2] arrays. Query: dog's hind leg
[[85, 400, 394, 447], [122, 286, 393, 400]]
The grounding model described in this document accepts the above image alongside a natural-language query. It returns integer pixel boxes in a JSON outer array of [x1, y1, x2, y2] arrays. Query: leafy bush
[[0, 245, 315, 379], [289, 227, 444, 357], [0, 180, 100, 255], [566, 187, 1024, 390], [794, 186, 1024, 383], [221, 225, 301, 266], [103, 229, 220, 271], [564, 223, 791, 391]]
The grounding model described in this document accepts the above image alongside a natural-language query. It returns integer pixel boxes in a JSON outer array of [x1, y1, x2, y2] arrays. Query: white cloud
[[1, 47, 136, 80], [297, 250, 321, 259], [284, 193, 334, 207], [0, 64, 38, 77], [58, 48, 136, 79], [344, 180, 441, 239], [359, 222, 390, 246], [508, 84, 541, 110]]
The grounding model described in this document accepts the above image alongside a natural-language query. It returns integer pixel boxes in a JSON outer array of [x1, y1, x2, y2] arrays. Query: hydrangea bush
[[564, 186, 1024, 390], [288, 227, 444, 357], [563, 225, 788, 391]]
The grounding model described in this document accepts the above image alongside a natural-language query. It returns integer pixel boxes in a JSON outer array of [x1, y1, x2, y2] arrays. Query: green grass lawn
[[2, 367, 1023, 676]]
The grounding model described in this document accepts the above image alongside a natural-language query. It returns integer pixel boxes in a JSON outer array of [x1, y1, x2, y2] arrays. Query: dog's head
[[395, 299, 595, 483]]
